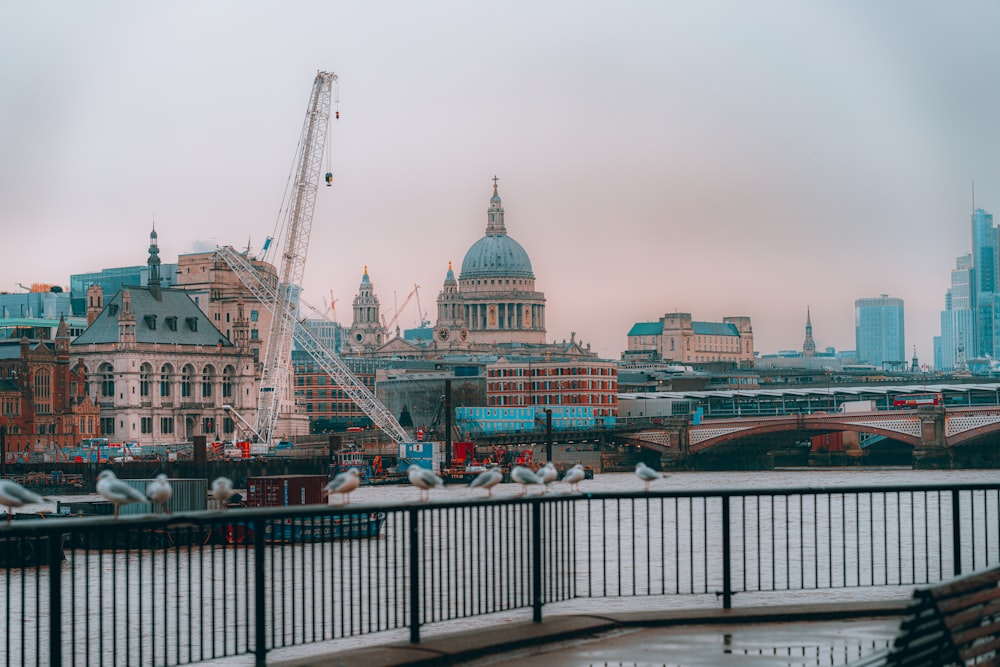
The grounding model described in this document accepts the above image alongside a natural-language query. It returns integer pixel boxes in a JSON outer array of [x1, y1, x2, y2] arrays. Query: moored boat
[[216, 511, 386, 545]]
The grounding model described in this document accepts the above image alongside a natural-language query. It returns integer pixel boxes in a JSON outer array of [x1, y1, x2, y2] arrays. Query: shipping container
[[56, 478, 208, 516], [246, 475, 327, 507], [398, 441, 441, 473]]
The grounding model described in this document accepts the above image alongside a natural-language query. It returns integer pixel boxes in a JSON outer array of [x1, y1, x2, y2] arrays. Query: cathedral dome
[[459, 178, 535, 280], [460, 234, 534, 279]]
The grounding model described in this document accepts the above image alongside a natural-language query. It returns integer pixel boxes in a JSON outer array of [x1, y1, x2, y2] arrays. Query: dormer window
[[108, 304, 119, 316], [186, 317, 198, 332], [165, 316, 178, 331], [144, 314, 157, 330]]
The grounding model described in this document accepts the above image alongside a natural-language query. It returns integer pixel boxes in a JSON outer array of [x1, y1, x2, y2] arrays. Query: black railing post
[[254, 521, 267, 667], [48, 529, 63, 665], [721, 495, 732, 609], [532, 498, 543, 623], [952, 489, 963, 576], [409, 507, 421, 643]]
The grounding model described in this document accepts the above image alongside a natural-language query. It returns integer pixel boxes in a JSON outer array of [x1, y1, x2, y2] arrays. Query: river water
[[2, 468, 999, 666]]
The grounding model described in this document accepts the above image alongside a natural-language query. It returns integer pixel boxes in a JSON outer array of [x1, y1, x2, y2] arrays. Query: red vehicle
[[892, 393, 943, 409]]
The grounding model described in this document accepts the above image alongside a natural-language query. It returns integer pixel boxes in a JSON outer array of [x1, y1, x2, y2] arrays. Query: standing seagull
[[324, 467, 361, 505], [0, 479, 43, 524], [146, 474, 173, 513], [511, 466, 544, 496], [211, 477, 235, 508], [562, 464, 586, 492], [469, 466, 502, 497], [539, 462, 558, 493], [635, 462, 664, 491], [96, 470, 149, 518], [408, 466, 443, 501]]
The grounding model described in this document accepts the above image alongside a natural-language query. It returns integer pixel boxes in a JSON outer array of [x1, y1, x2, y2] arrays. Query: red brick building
[[0, 317, 99, 457], [485, 358, 618, 419]]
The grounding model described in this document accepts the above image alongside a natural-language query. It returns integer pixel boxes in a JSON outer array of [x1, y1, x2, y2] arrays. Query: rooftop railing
[[1, 482, 998, 666]]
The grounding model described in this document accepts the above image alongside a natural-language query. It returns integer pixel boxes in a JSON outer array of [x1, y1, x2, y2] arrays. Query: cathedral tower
[[347, 266, 384, 352]]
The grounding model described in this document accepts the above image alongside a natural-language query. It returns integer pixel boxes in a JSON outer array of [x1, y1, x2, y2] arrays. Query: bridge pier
[[912, 406, 952, 469]]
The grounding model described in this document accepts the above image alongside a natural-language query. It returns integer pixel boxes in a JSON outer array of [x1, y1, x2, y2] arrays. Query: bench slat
[[848, 565, 1000, 667]]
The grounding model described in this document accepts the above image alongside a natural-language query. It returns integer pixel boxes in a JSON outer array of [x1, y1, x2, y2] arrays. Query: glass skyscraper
[[971, 208, 997, 358], [938, 254, 975, 370], [855, 295, 905, 368]]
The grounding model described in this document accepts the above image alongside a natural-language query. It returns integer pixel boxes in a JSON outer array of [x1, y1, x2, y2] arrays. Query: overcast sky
[[2, 1, 998, 362]]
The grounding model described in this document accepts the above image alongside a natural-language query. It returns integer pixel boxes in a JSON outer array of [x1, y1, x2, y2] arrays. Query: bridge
[[622, 406, 1000, 469]]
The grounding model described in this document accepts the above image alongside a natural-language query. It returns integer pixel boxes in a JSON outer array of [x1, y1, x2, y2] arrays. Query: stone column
[[912, 406, 951, 469]]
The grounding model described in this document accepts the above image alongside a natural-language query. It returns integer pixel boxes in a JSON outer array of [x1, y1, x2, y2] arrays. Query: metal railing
[[1, 482, 998, 666]]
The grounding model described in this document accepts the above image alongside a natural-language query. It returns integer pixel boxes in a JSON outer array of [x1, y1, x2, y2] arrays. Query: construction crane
[[215, 71, 410, 446], [216, 246, 409, 444], [414, 284, 430, 328], [383, 283, 420, 332]]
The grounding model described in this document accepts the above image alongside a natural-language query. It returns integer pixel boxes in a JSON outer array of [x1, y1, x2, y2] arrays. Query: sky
[[2, 1, 999, 363]]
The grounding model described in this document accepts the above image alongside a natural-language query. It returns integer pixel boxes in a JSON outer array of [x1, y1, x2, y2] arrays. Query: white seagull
[[96, 470, 149, 518], [539, 462, 558, 493], [469, 466, 502, 497], [211, 477, 235, 508], [562, 464, 586, 492], [0, 479, 44, 524], [408, 466, 443, 501], [510, 466, 544, 496], [635, 462, 664, 491], [325, 467, 361, 505], [146, 474, 173, 513]]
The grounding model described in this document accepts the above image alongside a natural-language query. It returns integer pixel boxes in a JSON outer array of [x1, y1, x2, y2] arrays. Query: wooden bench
[[852, 565, 1000, 666]]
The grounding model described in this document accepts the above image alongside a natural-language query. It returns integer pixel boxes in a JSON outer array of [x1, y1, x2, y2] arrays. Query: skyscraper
[[938, 253, 975, 370], [971, 208, 997, 358], [855, 295, 905, 368]]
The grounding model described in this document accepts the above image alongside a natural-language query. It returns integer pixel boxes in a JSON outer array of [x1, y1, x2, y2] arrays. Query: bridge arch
[[689, 415, 922, 455]]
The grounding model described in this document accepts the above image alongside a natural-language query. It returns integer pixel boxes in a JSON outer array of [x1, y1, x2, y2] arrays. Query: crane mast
[[215, 70, 411, 447], [255, 70, 335, 446]]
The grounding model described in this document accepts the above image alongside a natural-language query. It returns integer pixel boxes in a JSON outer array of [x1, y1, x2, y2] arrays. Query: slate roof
[[72, 286, 234, 347], [627, 322, 662, 336], [0, 341, 23, 360], [692, 322, 740, 337]]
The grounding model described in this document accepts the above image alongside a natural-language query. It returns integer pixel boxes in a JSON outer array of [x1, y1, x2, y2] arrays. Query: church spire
[[802, 306, 816, 357], [147, 223, 162, 300], [485, 175, 506, 236]]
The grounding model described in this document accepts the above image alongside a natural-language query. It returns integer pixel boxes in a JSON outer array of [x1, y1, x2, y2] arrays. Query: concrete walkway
[[274, 601, 909, 667]]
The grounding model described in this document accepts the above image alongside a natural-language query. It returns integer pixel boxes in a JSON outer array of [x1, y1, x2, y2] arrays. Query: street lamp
[[825, 369, 832, 412]]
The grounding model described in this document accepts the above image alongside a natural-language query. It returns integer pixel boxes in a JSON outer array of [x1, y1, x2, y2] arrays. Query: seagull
[[408, 466, 443, 501], [562, 464, 586, 492], [96, 470, 149, 518], [0, 479, 44, 524], [469, 466, 502, 497], [539, 462, 558, 493], [211, 477, 235, 508], [635, 462, 664, 491], [324, 467, 361, 505], [511, 466, 544, 496], [146, 474, 172, 513]]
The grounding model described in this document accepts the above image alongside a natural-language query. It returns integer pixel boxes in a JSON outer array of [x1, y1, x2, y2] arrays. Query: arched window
[[99, 363, 114, 398], [202, 365, 215, 399], [34, 368, 52, 415], [139, 363, 152, 398], [222, 365, 235, 399], [181, 364, 194, 398], [160, 364, 174, 398]]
